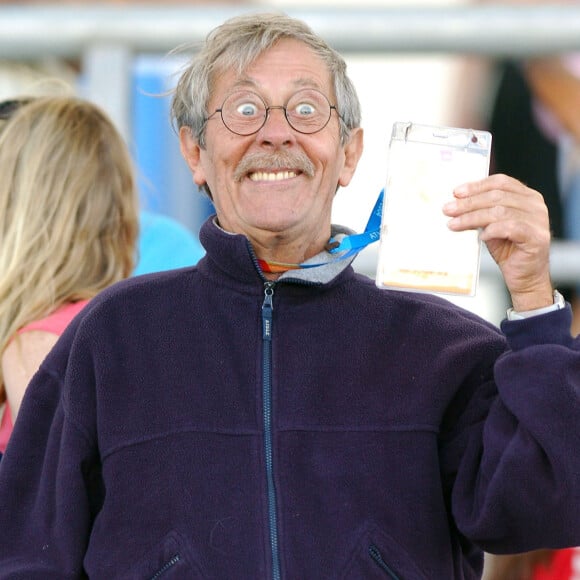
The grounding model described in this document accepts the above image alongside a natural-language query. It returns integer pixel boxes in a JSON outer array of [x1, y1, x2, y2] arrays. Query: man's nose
[[265, 106, 290, 128], [258, 106, 295, 144]]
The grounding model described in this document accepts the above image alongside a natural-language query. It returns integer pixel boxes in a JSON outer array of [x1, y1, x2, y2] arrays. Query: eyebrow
[[229, 76, 325, 93]]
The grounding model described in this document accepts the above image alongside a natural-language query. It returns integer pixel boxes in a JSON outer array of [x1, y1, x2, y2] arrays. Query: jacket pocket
[[120, 530, 207, 579], [340, 522, 429, 580]]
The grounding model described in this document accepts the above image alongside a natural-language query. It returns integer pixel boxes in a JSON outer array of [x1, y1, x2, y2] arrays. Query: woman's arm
[[524, 57, 580, 140]]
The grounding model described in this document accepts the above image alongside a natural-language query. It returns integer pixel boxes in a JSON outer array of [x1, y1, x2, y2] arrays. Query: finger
[[443, 189, 522, 218], [447, 202, 548, 233], [453, 173, 529, 199], [478, 218, 551, 247], [445, 174, 542, 216], [445, 183, 548, 233]]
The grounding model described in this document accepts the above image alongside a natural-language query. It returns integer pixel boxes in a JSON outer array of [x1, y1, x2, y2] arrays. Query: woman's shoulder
[[18, 300, 90, 336]]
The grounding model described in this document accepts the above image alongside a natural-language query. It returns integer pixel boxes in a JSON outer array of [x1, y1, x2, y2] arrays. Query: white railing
[[1, 4, 580, 57]]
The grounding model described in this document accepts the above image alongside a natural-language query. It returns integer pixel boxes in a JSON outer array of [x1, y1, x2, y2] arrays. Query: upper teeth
[[250, 171, 297, 182]]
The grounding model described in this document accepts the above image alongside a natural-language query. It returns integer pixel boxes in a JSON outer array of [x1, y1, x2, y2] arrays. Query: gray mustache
[[234, 152, 315, 182]]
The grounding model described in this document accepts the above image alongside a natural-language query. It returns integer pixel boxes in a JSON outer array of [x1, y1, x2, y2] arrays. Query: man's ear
[[338, 127, 364, 188], [179, 126, 206, 187]]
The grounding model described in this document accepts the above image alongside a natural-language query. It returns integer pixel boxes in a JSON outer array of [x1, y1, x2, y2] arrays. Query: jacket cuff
[[500, 303, 574, 351]]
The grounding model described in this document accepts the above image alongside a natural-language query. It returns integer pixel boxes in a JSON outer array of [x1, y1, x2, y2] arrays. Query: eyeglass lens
[[220, 89, 333, 135]]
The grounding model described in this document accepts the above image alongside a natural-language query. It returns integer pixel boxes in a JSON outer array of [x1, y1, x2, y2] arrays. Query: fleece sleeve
[[450, 305, 580, 553], [0, 339, 101, 578]]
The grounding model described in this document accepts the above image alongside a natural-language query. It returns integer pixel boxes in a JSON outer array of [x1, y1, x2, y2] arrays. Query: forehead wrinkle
[[222, 76, 329, 108]]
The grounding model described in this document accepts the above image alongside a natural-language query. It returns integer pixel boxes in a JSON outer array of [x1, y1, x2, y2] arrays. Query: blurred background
[[1, 0, 580, 326]]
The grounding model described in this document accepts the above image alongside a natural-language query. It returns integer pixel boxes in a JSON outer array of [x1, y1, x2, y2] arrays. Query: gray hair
[[170, 12, 361, 148]]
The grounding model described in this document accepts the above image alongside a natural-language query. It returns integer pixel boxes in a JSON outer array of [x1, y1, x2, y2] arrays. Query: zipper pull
[[369, 544, 400, 579], [262, 282, 274, 340]]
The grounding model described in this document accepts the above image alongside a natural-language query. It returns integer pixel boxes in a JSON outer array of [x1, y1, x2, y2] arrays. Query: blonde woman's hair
[[0, 96, 139, 402]]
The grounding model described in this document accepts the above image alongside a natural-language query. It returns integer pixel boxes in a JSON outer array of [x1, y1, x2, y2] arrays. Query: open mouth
[[235, 152, 315, 183], [249, 170, 298, 182]]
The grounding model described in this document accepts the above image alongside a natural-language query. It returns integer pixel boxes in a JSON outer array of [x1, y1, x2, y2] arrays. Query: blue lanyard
[[327, 188, 383, 258], [257, 189, 383, 273]]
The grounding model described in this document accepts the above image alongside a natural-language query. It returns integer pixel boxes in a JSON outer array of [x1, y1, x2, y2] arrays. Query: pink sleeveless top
[[0, 300, 89, 453]]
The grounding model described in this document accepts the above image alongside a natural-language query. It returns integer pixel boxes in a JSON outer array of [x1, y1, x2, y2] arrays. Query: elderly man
[[0, 12, 578, 580]]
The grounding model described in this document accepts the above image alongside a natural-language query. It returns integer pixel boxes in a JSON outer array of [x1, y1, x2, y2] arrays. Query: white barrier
[[1, 5, 580, 56]]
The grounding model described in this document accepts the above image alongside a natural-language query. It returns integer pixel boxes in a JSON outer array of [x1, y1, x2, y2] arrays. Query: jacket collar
[[198, 215, 358, 287]]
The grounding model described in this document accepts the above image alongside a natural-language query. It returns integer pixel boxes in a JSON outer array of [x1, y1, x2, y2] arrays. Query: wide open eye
[[220, 91, 267, 135], [224, 91, 265, 120], [285, 89, 332, 133], [236, 101, 260, 117], [293, 101, 316, 117]]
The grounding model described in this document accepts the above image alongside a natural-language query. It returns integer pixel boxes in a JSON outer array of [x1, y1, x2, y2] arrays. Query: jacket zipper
[[369, 544, 400, 579], [262, 282, 281, 580], [149, 553, 181, 579]]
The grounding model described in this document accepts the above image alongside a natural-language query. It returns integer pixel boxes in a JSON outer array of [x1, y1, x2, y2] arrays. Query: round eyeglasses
[[206, 88, 339, 136]]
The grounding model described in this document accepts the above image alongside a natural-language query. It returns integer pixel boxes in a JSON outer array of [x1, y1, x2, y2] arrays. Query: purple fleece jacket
[[0, 216, 579, 579]]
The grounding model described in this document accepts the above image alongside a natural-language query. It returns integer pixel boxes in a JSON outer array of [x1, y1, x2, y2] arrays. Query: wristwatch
[[506, 289, 565, 321]]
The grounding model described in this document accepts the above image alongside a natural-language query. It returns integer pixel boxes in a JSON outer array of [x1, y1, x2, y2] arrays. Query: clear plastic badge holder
[[375, 122, 492, 296]]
